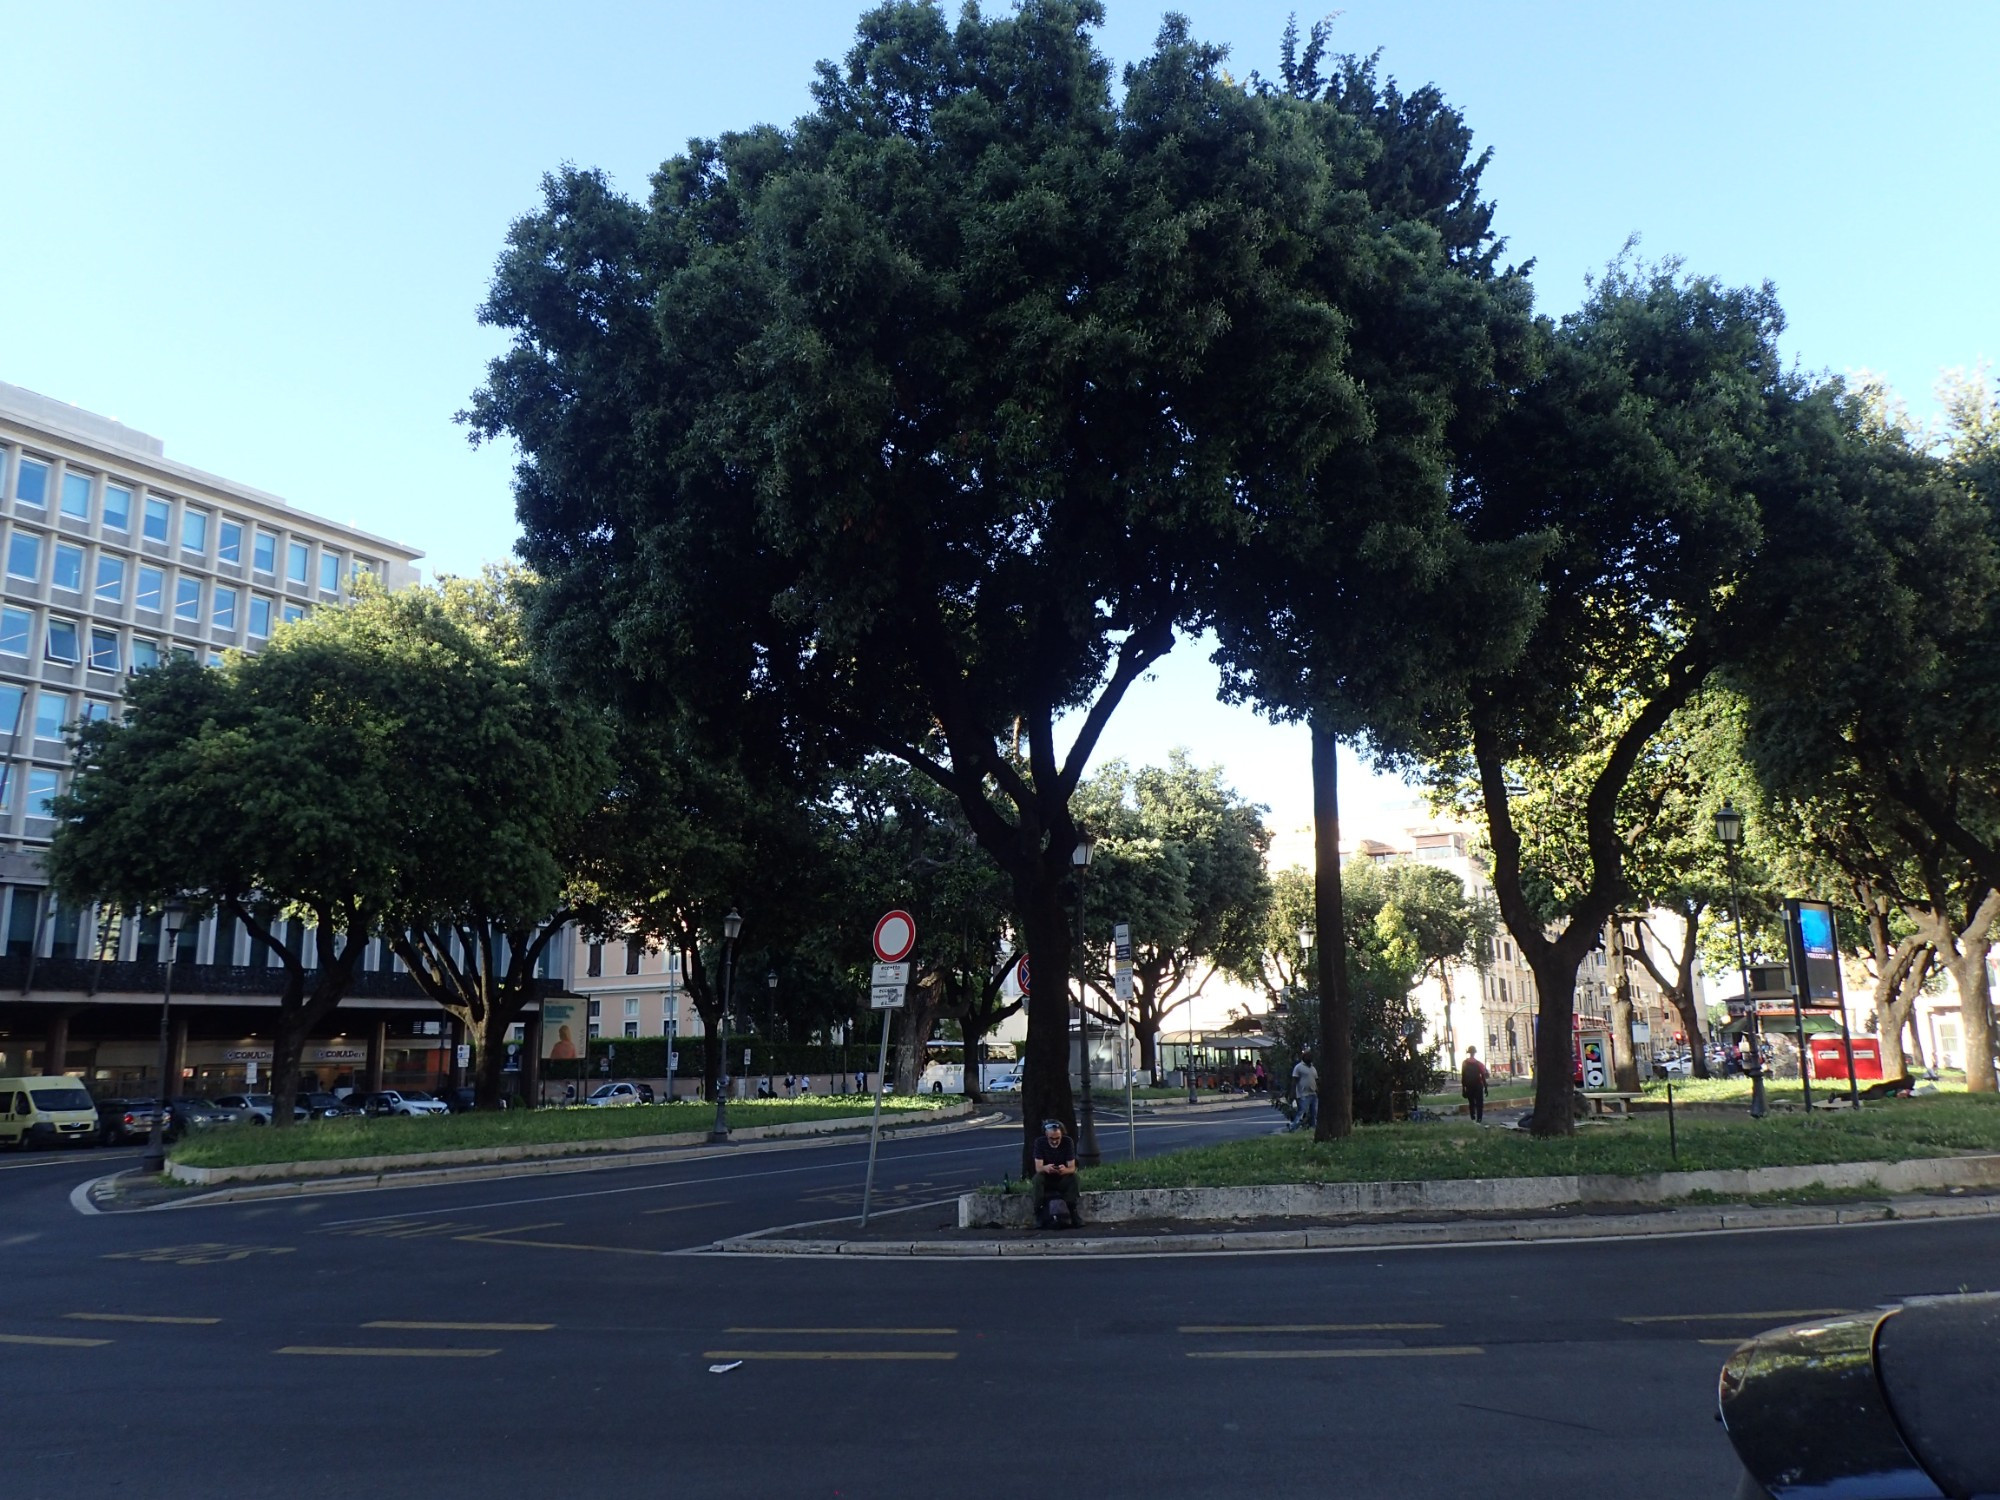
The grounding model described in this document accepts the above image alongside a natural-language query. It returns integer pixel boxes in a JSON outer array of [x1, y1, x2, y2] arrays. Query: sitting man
[[1032, 1117, 1082, 1229]]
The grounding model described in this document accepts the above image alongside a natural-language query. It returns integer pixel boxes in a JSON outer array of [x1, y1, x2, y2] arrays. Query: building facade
[[0, 380, 468, 1095]]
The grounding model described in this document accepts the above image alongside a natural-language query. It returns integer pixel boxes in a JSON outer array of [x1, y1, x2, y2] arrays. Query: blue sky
[[3, 0, 1993, 848]]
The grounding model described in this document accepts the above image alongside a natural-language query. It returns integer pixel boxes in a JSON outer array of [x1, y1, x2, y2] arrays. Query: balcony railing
[[0, 954, 430, 1000]]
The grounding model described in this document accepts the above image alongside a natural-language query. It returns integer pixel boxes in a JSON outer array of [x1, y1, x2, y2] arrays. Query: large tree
[[1208, 32, 1541, 1139], [466, 2, 1380, 1162], [1072, 751, 1271, 1080]]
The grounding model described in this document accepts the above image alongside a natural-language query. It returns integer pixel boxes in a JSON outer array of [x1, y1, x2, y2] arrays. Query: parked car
[[95, 1097, 165, 1145], [584, 1082, 654, 1107], [1651, 1053, 1694, 1080], [298, 1091, 359, 1120], [0, 1079, 103, 1149], [214, 1093, 286, 1124], [347, 1089, 450, 1118], [439, 1087, 506, 1113], [163, 1097, 238, 1137], [987, 1071, 1024, 1093]]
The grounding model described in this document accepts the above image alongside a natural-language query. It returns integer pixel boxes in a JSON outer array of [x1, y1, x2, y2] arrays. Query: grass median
[[169, 1095, 955, 1171], [1077, 1094, 2000, 1191]]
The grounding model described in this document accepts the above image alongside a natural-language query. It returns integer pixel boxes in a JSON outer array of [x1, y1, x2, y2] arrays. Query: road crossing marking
[[1179, 1323, 1442, 1334], [641, 1200, 730, 1216], [0, 1332, 111, 1347], [1620, 1309, 1850, 1324], [725, 1326, 956, 1336], [1186, 1346, 1483, 1360], [453, 1225, 668, 1256], [364, 1321, 554, 1332], [65, 1313, 220, 1326], [1699, 1338, 1748, 1345], [333, 1219, 491, 1239], [700, 1360, 956, 1368], [277, 1345, 500, 1358]]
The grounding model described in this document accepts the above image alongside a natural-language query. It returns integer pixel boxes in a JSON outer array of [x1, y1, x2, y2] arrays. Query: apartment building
[[0, 380, 460, 1093]]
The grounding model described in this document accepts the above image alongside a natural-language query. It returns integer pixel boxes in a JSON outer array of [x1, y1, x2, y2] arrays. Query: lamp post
[[1715, 801, 1766, 1119], [1073, 835, 1100, 1166], [709, 908, 742, 1143], [766, 968, 778, 1087], [141, 902, 187, 1174]]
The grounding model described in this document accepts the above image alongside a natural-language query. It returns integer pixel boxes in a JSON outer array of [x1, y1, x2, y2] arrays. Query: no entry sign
[[873, 909, 916, 964]]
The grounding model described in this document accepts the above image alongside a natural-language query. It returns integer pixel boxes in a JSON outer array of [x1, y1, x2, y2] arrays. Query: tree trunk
[[1136, 1020, 1160, 1082], [1607, 919, 1642, 1093], [960, 1009, 984, 1101], [1310, 715, 1353, 1141], [1873, 938, 1931, 1081], [1526, 947, 1586, 1135], [1951, 908, 2000, 1094], [1019, 871, 1077, 1176]]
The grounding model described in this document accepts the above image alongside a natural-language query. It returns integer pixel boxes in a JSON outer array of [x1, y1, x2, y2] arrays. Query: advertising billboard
[[540, 998, 583, 1061]]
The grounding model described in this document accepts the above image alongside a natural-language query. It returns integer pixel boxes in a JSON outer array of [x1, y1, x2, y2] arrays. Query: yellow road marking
[[363, 1321, 554, 1332], [65, 1313, 220, 1326], [1620, 1309, 1850, 1324], [277, 1346, 500, 1358], [725, 1326, 956, 1336], [1180, 1323, 1442, 1334], [700, 1360, 956, 1368], [642, 1200, 730, 1216], [1699, 1338, 1747, 1345], [0, 1332, 111, 1347], [1187, 1346, 1483, 1361], [103, 1243, 295, 1265]]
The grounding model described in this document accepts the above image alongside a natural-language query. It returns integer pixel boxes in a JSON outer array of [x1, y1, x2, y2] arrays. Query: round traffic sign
[[873, 909, 916, 963], [1017, 956, 1031, 994]]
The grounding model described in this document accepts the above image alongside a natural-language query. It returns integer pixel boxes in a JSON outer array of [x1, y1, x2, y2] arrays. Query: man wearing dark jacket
[[1461, 1046, 1490, 1122], [1032, 1118, 1082, 1229]]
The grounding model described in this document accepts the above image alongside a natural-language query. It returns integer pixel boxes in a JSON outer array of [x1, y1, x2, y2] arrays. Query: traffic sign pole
[[859, 1005, 895, 1227], [860, 913, 916, 1227]]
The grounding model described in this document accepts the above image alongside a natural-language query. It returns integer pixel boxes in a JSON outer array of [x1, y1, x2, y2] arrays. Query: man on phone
[[1032, 1117, 1082, 1229]]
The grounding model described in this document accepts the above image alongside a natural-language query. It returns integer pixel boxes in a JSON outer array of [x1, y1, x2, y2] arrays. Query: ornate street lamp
[[1715, 802, 1766, 1119], [1073, 835, 1100, 1166], [141, 901, 188, 1174], [709, 908, 742, 1143]]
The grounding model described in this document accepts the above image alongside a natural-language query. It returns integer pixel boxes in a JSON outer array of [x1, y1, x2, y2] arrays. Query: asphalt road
[[4, 1105, 1998, 1499]]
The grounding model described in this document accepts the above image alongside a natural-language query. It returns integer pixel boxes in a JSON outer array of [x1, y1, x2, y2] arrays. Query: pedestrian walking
[[1287, 1050, 1318, 1134], [1460, 1045, 1490, 1123]]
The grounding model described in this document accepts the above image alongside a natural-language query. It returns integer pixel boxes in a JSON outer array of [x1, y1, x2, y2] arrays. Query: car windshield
[[398, 1090, 435, 1102], [248, 1095, 273, 1107], [31, 1087, 93, 1112]]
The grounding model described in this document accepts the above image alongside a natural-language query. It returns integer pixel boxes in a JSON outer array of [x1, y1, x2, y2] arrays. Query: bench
[[1582, 1091, 1643, 1117]]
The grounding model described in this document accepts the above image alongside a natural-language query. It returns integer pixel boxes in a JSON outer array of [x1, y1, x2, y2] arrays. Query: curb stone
[[706, 1191, 2000, 1258]]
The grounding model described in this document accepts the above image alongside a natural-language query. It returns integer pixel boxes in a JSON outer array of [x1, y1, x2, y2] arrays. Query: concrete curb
[[710, 1191, 2000, 1259], [957, 1151, 2000, 1228], [117, 1112, 992, 1216]]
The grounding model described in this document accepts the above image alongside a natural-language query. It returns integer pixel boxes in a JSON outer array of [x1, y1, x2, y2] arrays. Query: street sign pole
[[859, 1005, 894, 1227], [859, 918, 916, 1228], [1115, 922, 1136, 1161]]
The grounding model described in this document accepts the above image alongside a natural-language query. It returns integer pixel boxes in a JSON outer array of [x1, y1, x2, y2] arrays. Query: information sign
[[870, 985, 908, 1010]]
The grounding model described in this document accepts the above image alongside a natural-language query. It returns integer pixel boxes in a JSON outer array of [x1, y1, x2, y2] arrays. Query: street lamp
[[1073, 835, 1101, 1166], [709, 908, 742, 1143], [1715, 801, 1766, 1119], [141, 901, 188, 1174], [766, 968, 778, 1085]]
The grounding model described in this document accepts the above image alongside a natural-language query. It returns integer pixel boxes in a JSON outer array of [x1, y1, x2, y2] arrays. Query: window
[[587, 999, 601, 1019], [102, 484, 131, 532], [281, 602, 305, 624], [88, 630, 119, 672], [27, 769, 59, 817], [175, 577, 200, 622], [285, 540, 308, 583], [218, 521, 242, 564], [587, 942, 602, 977], [623, 1021, 639, 1039], [44, 619, 78, 664], [129, 637, 159, 671], [16, 457, 48, 507], [81, 700, 110, 724], [60, 472, 91, 520], [0, 608, 27, 656], [625, 940, 641, 975], [212, 586, 237, 630], [0, 684, 22, 734], [351, 557, 374, 586], [7, 531, 40, 581], [181, 508, 208, 556], [0, 767, 11, 812], [136, 566, 164, 612], [143, 497, 171, 543], [318, 551, 340, 592], [34, 690, 67, 739], [94, 555, 124, 604], [253, 531, 275, 573], [51, 543, 83, 592], [624, 997, 640, 1019], [248, 596, 272, 637], [587, 1021, 601, 1040]]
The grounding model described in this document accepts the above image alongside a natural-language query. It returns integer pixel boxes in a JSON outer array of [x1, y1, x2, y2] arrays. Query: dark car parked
[[163, 1097, 239, 1138], [298, 1091, 359, 1120], [95, 1097, 164, 1145]]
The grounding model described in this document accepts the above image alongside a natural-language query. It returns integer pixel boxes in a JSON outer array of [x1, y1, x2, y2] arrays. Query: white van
[[0, 1077, 100, 1149]]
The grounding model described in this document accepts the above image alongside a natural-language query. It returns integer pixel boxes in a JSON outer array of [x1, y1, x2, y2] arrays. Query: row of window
[[0, 682, 113, 740], [0, 603, 269, 671], [4, 526, 332, 617], [0, 447, 376, 588]]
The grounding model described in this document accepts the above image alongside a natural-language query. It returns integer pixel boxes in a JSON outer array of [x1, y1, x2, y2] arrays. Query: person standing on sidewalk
[[1288, 1050, 1318, 1134], [1460, 1045, 1490, 1123]]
